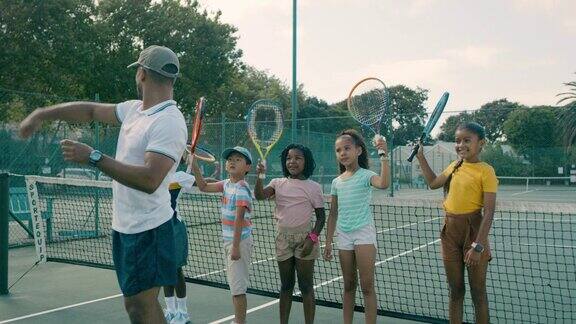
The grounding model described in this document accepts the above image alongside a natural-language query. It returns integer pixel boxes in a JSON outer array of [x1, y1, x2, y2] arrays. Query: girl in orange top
[[416, 122, 497, 324]]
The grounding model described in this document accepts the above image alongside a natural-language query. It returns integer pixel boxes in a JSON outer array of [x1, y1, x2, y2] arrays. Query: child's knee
[[343, 277, 357, 292], [448, 283, 466, 300]]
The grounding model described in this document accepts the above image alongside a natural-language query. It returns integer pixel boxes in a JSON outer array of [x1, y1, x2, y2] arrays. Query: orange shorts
[[440, 211, 492, 263]]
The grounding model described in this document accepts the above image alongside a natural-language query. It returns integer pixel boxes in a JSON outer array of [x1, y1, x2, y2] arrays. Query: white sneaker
[[164, 309, 176, 323], [171, 311, 191, 324]]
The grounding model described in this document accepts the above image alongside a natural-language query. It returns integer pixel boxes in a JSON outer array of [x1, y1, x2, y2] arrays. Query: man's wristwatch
[[471, 242, 485, 253], [89, 150, 103, 167]]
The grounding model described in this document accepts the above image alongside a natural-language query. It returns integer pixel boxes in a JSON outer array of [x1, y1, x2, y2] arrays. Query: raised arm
[[254, 161, 275, 200], [19, 102, 119, 138], [59, 140, 175, 194], [370, 136, 390, 189], [415, 142, 449, 189], [191, 158, 221, 192]]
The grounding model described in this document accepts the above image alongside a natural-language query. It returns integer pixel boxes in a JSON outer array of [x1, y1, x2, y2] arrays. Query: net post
[[94, 93, 100, 236], [221, 112, 226, 180], [291, 0, 298, 142], [0, 172, 9, 295]]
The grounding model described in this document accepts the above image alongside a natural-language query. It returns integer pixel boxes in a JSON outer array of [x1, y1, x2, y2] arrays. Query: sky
[[197, 0, 576, 115]]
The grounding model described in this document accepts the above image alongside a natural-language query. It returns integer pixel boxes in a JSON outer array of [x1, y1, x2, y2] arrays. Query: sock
[[176, 296, 188, 313], [165, 296, 176, 313]]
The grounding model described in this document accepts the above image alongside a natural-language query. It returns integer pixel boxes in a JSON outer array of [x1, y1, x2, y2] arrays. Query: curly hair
[[280, 144, 316, 179], [336, 129, 369, 174]]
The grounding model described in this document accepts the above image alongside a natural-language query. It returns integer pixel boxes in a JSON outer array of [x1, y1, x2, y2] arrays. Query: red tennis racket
[[186, 97, 215, 163]]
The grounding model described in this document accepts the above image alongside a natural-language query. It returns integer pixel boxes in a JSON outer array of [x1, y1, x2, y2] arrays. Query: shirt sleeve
[[235, 181, 252, 212], [482, 165, 499, 193], [145, 114, 187, 162], [441, 161, 458, 177], [173, 172, 196, 193], [364, 169, 378, 187], [330, 177, 339, 196], [115, 100, 139, 123], [310, 181, 324, 209], [268, 178, 277, 190], [214, 180, 226, 192]]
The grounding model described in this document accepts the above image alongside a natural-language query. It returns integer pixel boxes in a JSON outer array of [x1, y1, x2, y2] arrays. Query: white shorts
[[223, 236, 253, 296], [336, 223, 377, 250]]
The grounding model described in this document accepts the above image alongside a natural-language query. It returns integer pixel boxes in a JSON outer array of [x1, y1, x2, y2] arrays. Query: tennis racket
[[347, 77, 389, 157], [247, 99, 284, 179], [407, 92, 450, 162], [187, 97, 215, 163]]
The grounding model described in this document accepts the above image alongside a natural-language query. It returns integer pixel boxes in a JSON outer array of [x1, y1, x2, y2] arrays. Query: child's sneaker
[[164, 310, 176, 323], [171, 311, 191, 324]]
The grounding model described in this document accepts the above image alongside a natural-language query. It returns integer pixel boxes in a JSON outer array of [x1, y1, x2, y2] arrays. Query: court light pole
[[291, 0, 298, 143]]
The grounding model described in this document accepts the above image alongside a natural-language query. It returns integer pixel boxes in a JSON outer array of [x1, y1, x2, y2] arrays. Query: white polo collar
[[138, 100, 177, 116]]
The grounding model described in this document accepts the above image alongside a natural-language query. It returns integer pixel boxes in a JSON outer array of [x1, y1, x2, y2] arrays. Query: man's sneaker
[[171, 311, 191, 324], [164, 310, 175, 323]]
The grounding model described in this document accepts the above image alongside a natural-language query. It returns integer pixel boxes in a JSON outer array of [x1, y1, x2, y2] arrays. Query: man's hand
[[60, 139, 93, 165]]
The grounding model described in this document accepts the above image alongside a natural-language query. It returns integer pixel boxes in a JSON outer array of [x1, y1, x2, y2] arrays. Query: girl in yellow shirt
[[416, 122, 497, 324]]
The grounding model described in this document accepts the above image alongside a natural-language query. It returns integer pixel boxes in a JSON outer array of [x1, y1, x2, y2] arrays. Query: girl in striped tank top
[[323, 129, 390, 324]]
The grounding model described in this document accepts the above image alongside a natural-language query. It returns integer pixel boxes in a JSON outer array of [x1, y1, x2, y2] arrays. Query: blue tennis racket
[[407, 92, 449, 162]]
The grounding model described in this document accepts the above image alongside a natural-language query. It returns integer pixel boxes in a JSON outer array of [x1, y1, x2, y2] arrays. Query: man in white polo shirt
[[19, 45, 187, 323]]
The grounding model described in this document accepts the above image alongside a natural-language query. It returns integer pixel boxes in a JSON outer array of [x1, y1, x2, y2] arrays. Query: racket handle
[[372, 134, 387, 157], [257, 159, 266, 179], [407, 144, 419, 162]]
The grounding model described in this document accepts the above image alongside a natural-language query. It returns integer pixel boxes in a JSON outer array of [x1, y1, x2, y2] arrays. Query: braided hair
[[443, 122, 486, 196], [336, 129, 369, 174]]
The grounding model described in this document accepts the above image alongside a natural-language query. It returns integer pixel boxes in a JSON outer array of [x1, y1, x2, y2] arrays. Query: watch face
[[474, 244, 484, 252], [90, 150, 102, 163]]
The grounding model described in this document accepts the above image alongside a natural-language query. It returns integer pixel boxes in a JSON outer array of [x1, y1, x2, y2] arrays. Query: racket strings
[[349, 81, 388, 127], [247, 103, 283, 147]]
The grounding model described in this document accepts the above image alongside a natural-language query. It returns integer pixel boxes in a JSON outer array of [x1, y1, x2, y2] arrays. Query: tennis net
[[20, 175, 576, 323]]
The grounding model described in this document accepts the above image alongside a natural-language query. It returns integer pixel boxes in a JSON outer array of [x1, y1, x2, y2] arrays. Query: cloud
[[510, 0, 556, 13], [443, 46, 503, 68], [407, 0, 437, 16]]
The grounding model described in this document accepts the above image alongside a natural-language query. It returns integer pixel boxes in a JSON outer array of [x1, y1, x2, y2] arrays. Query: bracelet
[[307, 232, 319, 243]]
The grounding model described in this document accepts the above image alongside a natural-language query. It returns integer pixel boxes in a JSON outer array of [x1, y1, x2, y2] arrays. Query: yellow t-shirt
[[441, 160, 498, 214]]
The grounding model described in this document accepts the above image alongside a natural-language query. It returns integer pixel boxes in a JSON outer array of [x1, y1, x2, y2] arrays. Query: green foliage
[[437, 99, 522, 142], [556, 73, 576, 146], [503, 107, 560, 153], [480, 144, 527, 176], [330, 85, 428, 145], [437, 112, 474, 142]]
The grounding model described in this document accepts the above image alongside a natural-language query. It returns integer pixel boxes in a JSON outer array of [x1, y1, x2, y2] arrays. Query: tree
[[436, 99, 523, 142], [330, 85, 428, 146], [503, 106, 563, 176], [556, 73, 576, 147], [473, 99, 523, 142], [437, 112, 474, 142]]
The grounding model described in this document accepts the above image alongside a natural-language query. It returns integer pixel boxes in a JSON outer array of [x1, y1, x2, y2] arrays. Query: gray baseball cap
[[127, 45, 180, 78], [222, 146, 253, 164]]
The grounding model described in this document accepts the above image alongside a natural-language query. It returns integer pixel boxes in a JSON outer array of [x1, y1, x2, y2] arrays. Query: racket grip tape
[[372, 134, 387, 157], [257, 159, 266, 179], [407, 144, 419, 162]]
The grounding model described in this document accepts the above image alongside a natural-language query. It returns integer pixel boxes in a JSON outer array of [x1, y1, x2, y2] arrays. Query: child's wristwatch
[[307, 232, 319, 244], [471, 242, 485, 253]]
